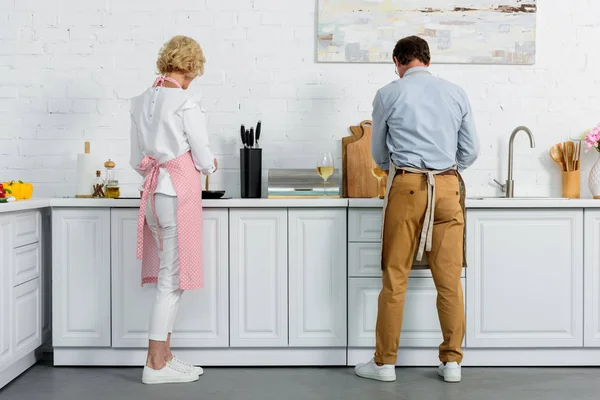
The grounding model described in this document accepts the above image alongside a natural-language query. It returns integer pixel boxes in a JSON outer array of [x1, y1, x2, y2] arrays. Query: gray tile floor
[[2, 361, 600, 400]]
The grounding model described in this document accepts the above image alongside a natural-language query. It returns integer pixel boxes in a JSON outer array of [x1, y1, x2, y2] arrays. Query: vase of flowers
[[585, 124, 600, 198]]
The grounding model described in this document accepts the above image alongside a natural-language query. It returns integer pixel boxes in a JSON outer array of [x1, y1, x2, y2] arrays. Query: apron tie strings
[[136, 156, 164, 259], [416, 170, 436, 261]]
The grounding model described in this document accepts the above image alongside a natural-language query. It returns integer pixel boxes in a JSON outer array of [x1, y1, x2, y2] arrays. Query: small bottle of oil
[[106, 180, 120, 198], [103, 159, 120, 199]]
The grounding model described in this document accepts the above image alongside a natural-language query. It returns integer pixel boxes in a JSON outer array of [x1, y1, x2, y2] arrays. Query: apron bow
[[137, 156, 164, 259]]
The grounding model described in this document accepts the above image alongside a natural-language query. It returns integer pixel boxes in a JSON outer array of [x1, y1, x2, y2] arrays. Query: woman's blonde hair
[[156, 35, 206, 78]]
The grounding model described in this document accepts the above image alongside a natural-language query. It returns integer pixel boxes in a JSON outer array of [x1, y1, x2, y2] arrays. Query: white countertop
[[0, 199, 52, 214], [49, 198, 349, 208], [0, 197, 349, 214], [349, 197, 600, 208], [3, 197, 600, 215]]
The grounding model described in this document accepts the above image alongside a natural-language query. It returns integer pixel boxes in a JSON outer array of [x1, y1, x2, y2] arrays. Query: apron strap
[[153, 76, 183, 88]]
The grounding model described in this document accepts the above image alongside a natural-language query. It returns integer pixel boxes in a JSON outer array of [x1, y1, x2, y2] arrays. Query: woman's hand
[[213, 158, 218, 172]]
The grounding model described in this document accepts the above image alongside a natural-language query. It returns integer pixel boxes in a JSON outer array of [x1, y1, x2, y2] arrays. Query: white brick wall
[[0, 0, 599, 198]]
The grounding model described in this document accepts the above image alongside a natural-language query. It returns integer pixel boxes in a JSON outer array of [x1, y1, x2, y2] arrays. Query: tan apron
[[382, 160, 467, 267]]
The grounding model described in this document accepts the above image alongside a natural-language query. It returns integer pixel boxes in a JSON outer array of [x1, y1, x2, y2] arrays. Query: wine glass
[[371, 160, 386, 199], [316, 152, 334, 198]]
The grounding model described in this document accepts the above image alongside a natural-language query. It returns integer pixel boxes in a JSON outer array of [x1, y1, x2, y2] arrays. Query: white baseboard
[[0, 350, 41, 390], [52, 347, 600, 367], [53, 348, 347, 366], [348, 348, 600, 367]]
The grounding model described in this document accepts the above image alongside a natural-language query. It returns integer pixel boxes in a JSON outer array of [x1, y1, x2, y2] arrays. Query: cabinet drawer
[[13, 211, 40, 248], [13, 243, 41, 287], [348, 277, 466, 347], [348, 209, 383, 242], [13, 278, 42, 356], [348, 243, 431, 278]]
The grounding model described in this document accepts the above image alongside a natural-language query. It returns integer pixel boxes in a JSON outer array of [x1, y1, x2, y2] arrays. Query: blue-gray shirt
[[371, 67, 479, 172]]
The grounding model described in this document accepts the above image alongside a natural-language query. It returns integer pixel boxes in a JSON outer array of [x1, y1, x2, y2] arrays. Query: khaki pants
[[374, 171, 465, 365]]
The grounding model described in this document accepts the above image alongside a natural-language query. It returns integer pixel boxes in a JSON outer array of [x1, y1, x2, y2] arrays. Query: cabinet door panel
[[111, 209, 229, 348], [348, 278, 465, 347], [466, 209, 583, 347], [52, 209, 111, 347], [13, 278, 41, 356], [230, 209, 288, 347], [289, 209, 347, 347], [0, 217, 13, 368]]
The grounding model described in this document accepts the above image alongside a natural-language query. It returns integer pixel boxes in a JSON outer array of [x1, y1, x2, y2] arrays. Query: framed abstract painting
[[317, 0, 537, 64]]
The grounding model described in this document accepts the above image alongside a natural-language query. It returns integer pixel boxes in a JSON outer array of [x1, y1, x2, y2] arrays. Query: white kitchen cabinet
[[288, 209, 347, 347], [230, 209, 288, 347], [0, 217, 13, 368], [466, 209, 584, 347], [13, 211, 40, 248], [347, 242, 440, 278], [41, 209, 52, 345], [175, 208, 229, 347], [348, 278, 466, 347], [348, 209, 382, 242], [584, 210, 600, 347], [13, 243, 40, 287], [13, 278, 41, 357], [52, 209, 111, 347], [111, 208, 229, 348]]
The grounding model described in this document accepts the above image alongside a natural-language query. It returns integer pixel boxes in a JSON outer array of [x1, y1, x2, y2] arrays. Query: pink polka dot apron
[[135, 76, 205, 290]]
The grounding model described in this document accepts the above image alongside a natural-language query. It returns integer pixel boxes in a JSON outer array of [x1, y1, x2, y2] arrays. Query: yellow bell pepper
[[2, 181, 33, 200], [20, 183, 33, 199], [3, 181, 21, 199]]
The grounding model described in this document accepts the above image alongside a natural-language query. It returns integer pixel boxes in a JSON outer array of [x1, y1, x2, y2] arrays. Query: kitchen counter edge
[[349, 198, 600, 208], [3, 197, 600, 214]]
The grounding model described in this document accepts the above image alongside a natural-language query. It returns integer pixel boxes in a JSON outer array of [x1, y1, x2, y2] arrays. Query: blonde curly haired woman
[[130, 35, 217, 385]]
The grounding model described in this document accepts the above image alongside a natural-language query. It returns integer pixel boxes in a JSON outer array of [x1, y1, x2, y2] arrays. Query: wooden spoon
[[549, 145, 566, 171], [574, 141, 581, 170], [205, 175, 209, 191], [564, 141, 575, 172]]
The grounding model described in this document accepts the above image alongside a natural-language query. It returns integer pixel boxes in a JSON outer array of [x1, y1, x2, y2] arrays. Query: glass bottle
[[104, 159, 120, 199], [92, 170, 105, 197], [106, 180, 120, 198]]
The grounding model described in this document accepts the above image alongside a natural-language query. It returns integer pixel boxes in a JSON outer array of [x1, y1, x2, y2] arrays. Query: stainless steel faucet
[[505, 126, 535, 198]]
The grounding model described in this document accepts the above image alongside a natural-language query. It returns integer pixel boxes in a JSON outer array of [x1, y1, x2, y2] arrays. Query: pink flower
[[585, 125, 600, 152]]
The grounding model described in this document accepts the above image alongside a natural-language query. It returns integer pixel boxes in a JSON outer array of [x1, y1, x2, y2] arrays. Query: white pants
[[146, 194, 183, 341]]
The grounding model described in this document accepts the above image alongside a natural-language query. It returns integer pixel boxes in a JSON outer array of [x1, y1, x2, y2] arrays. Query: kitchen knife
[[249, 127, 255, 148], [245, 129, 250, 148], [255, 121, 261, 148], [240, 125, 246, 147]]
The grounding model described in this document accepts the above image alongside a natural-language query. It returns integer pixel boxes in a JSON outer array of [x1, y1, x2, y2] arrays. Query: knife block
[[240, 148, 262, 198]]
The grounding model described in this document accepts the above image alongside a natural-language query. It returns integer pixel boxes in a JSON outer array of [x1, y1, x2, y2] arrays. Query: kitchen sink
[[468, 196, 570, 200]]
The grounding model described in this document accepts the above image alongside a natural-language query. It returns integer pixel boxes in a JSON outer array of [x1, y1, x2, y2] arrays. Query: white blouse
[[129, 87, 216, 196]]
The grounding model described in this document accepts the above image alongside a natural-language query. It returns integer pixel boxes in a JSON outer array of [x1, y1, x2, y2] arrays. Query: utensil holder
[[240, 148, 262, 198], [561, 170, 580, 199]]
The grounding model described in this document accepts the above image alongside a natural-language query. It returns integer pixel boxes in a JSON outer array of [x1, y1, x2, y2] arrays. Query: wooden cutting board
[[342, 120, 380, 198]]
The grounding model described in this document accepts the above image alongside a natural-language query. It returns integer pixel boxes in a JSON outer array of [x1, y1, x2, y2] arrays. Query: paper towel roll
[[76, 153, 97, 197]]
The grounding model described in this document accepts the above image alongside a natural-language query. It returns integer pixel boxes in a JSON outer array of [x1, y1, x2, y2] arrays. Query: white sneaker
[[354, 359, 396, 382], [437, 362, 461, 383], [170, 357, 203, 376], [142, 362, 199, 384]]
